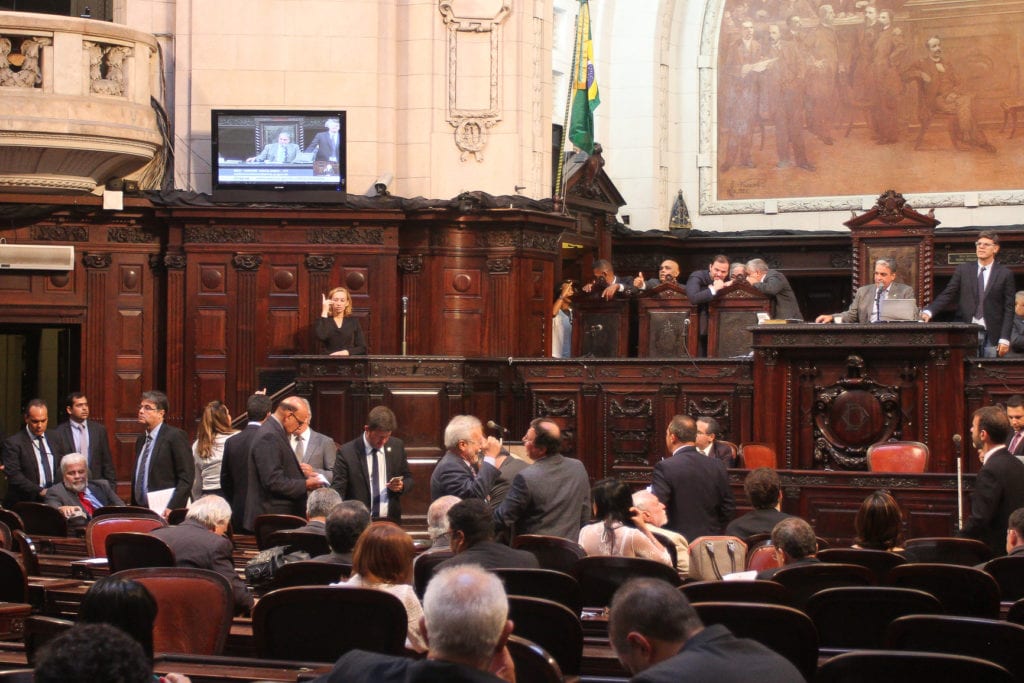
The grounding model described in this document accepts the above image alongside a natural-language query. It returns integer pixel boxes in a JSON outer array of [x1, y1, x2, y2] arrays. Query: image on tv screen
[[213, 111, 346, 192]]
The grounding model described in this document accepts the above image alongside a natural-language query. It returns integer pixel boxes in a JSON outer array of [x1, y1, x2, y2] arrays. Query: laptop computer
[[880, 298, 918, 322]]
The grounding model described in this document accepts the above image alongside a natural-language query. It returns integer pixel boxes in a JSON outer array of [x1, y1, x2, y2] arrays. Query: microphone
[[401, 296, 408, 314], [952, 433, 962, 447], [954, 433, 963, 530], [486, 420, 509, 435]]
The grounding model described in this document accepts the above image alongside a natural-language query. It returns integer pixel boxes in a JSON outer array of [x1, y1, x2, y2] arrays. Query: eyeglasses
[[286, 413, 308, 427], [138, 405, 159, 412], [976, 241, 996, 248]]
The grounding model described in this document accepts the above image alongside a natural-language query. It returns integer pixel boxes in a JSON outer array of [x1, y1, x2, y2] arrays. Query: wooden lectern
[[708, 281, 772, 357], [636, 282, 698, 357], [572, 293, 631, 357]]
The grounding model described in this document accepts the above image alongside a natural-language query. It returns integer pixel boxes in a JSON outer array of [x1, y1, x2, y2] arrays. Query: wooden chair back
[[0, 509, 25, 533], [817, 548, 907, 583], [681, 579, 791, 606], [815, 650, 1014, 683], [253, 513, 305, 550], [902, 537, 993, 566], [413, 550, 454, 599], [886, 614, 1024, 677], [267, 529, 330, 557], [746, 544, 781, 573], [1008, 597, 1024, 626], [0, 520, 11, 550], [23, 615, 73, 665], [269, 560, 349, 590], [769, 562, 874, 609], [512, 534, 587, 575], [11, 530, 39, 576], [738, 443, 776, 469], [12, 502, 67, 537], [507, 596, 582, 674], [982, 555, 1024, 601], [0, 548, 28, 603], [493, 568, 583, 616], [804, 586, 942, 650], [105, 532, 176, 573], [506, 635, 564, 683], [867, 441, 929, 473], [885, 563, 1001, 619], [85, 515, 167, 557], [573, 556, 682, 607]]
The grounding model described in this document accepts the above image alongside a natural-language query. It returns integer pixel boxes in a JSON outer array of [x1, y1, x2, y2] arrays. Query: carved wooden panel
[[195, 309, 227, 356], [118, 309, 143, 354], [267, 310, 301, 354]]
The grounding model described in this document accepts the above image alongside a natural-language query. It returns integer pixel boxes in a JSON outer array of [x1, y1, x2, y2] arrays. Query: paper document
[[147, 487, 174, 514]]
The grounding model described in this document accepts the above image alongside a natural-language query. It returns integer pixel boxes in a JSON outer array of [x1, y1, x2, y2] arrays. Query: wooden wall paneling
[[486, 255, 513, 357], [305, 252, 335, 356], [232, 253, 262, 411]]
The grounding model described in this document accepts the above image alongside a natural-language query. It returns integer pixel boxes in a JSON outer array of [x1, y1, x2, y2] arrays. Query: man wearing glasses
[[921, 231, 1015, 357], [132, 390, 193, 517], [244, 396, 325, 530]]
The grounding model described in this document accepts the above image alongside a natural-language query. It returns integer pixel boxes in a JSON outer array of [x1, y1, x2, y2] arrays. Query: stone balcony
[[0, 11, 162, 194]]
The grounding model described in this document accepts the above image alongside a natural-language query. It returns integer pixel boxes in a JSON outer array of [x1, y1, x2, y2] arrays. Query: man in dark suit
[[685, 255, 732, 356], [633, 259, 681, 291], [244, 396, 324, 531], [746, 258, 803, 320], [221, 392, 272, 533], [652, 415, 735, 541], [1, 399, 61, 506], [44, 452, 123, 528], [726, 467, 792, 540], [493, 418, 590, 541], [1009, 292, 1024, 357], [960, 406, 1024, 556], [695, 417, 738, 468], [296, 487, 341, 534], [438, 499, 539, 571], [581, 258, 635, 301], [311, 564, 514, 683], [608, 578, 804, 683], [815, 258, 916, 324], [332, 406, 413, 522], [1006, 394, 1024, 457], [151, 495, 254, 615], [922, 230, 1015, 357], [312, 500, 370, 564], [53, 392, 117, 484], [756, 517, 820, 580], [304, 117, 343, 166], [131, 390, 193, 517], [430, 415, 501, 502]]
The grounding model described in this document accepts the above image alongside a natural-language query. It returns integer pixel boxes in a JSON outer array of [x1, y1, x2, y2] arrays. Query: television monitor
[[211, 109, 346, 201]]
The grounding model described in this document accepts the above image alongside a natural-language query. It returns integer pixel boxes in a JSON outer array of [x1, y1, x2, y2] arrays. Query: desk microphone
[[486, 420, 509, 435]]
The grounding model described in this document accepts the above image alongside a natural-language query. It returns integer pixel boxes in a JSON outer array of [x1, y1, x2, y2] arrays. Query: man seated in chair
[[44, 452, 124, 528], [695, 417, 739, 467], [608, 578, 804, 683], [437, 499, 538, 571], [150, 495, 254, 615], [632, 489, 690, 577], [312, 500, 370, 565], [246, 131, 301, 163], [1006, 507, 1024, 557], [756, 517, 819, 580], [295, 487, 342, 535], [312, 564, 515, 682], [725, 468, 793, 540]]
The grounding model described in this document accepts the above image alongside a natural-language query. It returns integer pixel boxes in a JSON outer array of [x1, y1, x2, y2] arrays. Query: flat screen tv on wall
[[211, 109, 346, 202]]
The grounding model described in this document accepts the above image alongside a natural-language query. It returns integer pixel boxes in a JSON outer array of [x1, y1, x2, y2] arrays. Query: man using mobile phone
[[332, 406, 413, 523]]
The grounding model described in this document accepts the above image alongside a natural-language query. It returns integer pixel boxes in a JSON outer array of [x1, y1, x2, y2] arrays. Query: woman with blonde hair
[[316, 286, 367, 356], [335, 521, 427, 652], [191, 400, 237, 501]]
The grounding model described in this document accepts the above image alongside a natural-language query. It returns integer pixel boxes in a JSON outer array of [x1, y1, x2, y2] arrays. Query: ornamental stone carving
[[31, 225, 88, 242], [486, 258, 511, 274], [307, 227, 384, 245], [232, 253, 263, 271], [82, 252, 111, 269], [398, 255, 424, 274], [185, 226, 257, 243], [304, 254, 335, 272], [108, 227, 159, 243]]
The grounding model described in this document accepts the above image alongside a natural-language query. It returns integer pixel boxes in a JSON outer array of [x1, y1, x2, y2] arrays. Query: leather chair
[[0, 548, 28, 603], [253, 586, 407, 662], [11, 530, 40, 576], [815, 650, 1014, 683], [0, 670, 33, 682], [269, 560, 349, 590], [253, 513, 305, 550], [885, 563, 1001, 619], [885, 614, 1024, 677], [92, 505, 164, 520], [0, 509, 24, 534], [573, 556, 682, 607], [512, 534, 587, 575], [981, 555, 1024, 601], [902, 537, 993, 566], [718, 439, 739, 466], [413, 550, 454, 599], [23, 615, 73, 665], [1007, 597, 1024, 626], [492, 568, 583, 616], [12, 502, 67, 537], [267, 529, 330, 557], [738, 443, 776, 469], [506, 635, 563, 683], [866, 440, 929, 473], [0, 520, 11, 550], [681, 579, 791, 606], [691, 601, 818, 681], [746, 544, 781, 573], [85, 515, 167, 558], [804, 586, 942, 650], [507, 596, 583, 675], [115, 567, 234, 655], [769, 562, 874, 610], [817, 547, 907, 583], [105, 532, 175, 573]]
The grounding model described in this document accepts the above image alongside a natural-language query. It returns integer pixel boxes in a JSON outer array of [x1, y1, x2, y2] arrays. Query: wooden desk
[[154, 653, 332, 682]]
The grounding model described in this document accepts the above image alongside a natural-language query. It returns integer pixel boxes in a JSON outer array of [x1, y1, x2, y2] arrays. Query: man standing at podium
[[815, 258, 914, 324], [921, 231, 1014, 357]]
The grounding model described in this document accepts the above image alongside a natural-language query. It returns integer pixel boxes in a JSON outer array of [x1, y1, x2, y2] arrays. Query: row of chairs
[[707, 439, 930, 472]]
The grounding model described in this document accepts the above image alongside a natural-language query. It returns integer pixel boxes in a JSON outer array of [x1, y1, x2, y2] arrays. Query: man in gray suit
[[816, 258, 915, 323], [290, 399, 337, 484], [494, 418, 590, 541], [246, 131, 300, 163], [45, 452, 123, 528], [746, 258, 803, 320]]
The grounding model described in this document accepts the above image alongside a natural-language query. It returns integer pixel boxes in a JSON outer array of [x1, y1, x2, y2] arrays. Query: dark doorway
[[0, 324, 79, 435]]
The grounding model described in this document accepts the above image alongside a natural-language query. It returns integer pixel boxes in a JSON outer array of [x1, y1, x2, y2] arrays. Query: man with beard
[[960, 406, 1024, 556], [45, 452, 124, 528]]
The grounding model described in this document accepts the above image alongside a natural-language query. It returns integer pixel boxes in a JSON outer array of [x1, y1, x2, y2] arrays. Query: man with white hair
[[430, 415, 504, 501], [151, 495, 254, 615], [633, 489, 690, 576], [423, 495, 461, 552], [815, 258, 914, 324], [296, 487, 342, 534], [44, 452, 124, 527], [313, 564, 515, 682], [745, 258, 803, 320]]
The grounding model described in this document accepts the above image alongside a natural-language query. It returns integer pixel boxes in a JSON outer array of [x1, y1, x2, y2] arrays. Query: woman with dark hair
[[333, 521, 426, 652], [578, 478, 672, 566], [79, 576, 158, 662], [191, 400, 237, 500], [316, 286, 367, 356], [853, 490, 905, 552]]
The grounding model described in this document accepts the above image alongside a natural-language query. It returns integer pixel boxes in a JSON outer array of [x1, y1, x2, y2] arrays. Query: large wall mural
[[700, 0, 1024, 213]]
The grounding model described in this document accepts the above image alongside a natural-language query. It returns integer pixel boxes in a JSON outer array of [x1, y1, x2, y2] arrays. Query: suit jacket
[[725, 508, 793, 540], [430, 452, 500, 502], [131, 423, 193, 511], [332, 435, 413, 522], [1, 428, 62, 505], [220, 423, 261, 533], [834, 281, 915, 323], [926, 261, 1015, 345], [53, 419, 117, 484], [685, 269, 718, 336], [753, 269, 803, 320], [244, 416, 308, 530], [300, 429, 337, 483], [1008, 430, 1024, 457], [703, 440, 739, 468], [44, 479, 123, 524], [960, 447, 1024, 555], [633, 624, 804, 683], [487, 454, 529, 511], [295, 520, 326, 535], [314, 317, 368, 355], [1011, 315, 1024, 355], [493, 454, 591, 541], [253, 142, 300, 163], [652, 446, 735, 540], [312, 649, 505, 683], [305, 131, 342, 162], [150, 519, 254, 615], [437, 541, 539, 571]]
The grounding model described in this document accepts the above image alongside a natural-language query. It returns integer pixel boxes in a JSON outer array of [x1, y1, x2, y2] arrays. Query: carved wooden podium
[[636, 282, 697, 357], [752, 323, 978, 472], [572, 292, 631, 357], [708, 281, 771, 357]]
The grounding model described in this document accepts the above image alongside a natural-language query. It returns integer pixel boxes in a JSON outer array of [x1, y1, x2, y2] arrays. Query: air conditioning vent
[[0, 244, 75, 271]]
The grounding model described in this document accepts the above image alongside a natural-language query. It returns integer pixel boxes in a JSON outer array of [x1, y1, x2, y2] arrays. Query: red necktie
[[1010, 431, 1023, 454], [77, 491, 95, 516]]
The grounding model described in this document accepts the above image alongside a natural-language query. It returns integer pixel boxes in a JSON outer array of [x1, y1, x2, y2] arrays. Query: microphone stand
[[401, 296, 409, 356]]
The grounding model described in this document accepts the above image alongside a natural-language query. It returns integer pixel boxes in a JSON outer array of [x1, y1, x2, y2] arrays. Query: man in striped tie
[[1006, 395, 1024, 457], [44, 452, 123, 529]]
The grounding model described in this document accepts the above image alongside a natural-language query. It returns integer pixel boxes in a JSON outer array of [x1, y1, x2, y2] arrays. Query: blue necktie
[[135, 435, 153, 506], [36, 436, 53, 487], [369, 448, 381, 518]]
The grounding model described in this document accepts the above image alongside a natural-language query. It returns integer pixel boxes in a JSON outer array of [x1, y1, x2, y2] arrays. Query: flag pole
[[553, 3, 585, 213]]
